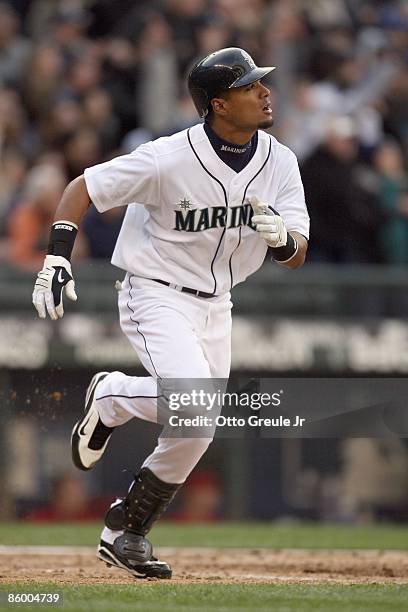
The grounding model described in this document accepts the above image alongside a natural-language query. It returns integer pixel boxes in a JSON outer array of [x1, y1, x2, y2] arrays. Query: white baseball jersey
[[84, 123, 309, 295]]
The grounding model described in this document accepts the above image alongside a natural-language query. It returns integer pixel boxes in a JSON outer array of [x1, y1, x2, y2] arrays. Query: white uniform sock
[[100, 526, 123, 545]]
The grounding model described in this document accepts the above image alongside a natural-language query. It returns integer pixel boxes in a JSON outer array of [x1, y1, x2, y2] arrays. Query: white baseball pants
[[94, 274, 232, 484]]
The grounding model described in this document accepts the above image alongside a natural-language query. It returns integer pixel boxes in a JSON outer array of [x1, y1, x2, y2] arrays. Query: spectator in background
[[374, 139, 408, 263], [301, 116, 383, 263], [0, 2, 31, 88], [63, 126, 102, 181], [100, 37, 139, 138], [164, 0, 206, 75], [262, 0, 309, 129], [383, 69, 408, 161], [215, 0, 265, 33], [22, 43, 64, 122], [276, 79, 323, 163], [40, 94, 83, 150], [65, 52, 102, 101], [46, 6, 90, 67], [83, 87, 120, 156], [195, 13, 231, 59], [0, 87, 31, 154], [301, 0, 352, 30], [137, 13, 178, 136]]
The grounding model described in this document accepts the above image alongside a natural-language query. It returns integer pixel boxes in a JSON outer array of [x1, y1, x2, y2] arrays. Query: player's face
[[220, 80, 273, 130]]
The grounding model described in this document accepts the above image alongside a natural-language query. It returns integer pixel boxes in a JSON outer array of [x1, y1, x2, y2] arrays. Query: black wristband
[[47, 221, 78, 260], [270, 233, 298, 262]]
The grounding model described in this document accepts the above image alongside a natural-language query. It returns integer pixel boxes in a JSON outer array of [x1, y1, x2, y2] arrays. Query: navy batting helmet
[[188, 47, 275, 118]]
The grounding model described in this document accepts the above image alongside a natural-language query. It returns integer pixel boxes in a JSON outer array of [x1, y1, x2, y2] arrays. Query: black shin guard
[[105, 468, 181, 536]]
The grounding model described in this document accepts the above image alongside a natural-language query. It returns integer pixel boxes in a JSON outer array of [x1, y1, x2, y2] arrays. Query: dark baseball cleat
[[71, 372, 114, 471], [97, 540, 172, 579]]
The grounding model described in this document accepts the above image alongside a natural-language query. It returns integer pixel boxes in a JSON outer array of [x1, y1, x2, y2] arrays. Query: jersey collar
[[188, 123, 270, 187]]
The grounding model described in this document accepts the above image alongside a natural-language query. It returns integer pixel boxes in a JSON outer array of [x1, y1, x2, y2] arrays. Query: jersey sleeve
[[84, 143, 158, 212], [274, 148, 310, 239]]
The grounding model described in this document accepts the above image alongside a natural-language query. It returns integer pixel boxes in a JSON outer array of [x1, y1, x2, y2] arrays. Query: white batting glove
[[250, 196, 288, 248], [32, 255, 77, 320]]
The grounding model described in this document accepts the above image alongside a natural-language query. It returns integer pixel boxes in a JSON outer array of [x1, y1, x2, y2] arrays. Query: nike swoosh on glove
[[249, 196, 287, 248], [32, 255, 77, 320]]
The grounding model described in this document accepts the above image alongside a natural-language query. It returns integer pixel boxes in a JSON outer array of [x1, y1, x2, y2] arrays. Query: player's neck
[[207, 118, 256, 146]]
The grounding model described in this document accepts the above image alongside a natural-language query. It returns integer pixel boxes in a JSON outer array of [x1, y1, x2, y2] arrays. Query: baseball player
[[32, 48, 309, 579]]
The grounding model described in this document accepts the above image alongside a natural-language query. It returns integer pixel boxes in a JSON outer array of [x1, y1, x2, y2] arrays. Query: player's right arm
[[32, 175, 91, 320], [32, 143, 158, 320]]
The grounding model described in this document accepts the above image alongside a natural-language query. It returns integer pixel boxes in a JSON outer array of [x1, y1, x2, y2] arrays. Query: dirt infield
[[1, 546, 407, 585]]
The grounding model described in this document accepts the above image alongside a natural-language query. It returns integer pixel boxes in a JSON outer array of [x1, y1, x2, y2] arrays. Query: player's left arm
[[251, 147, 309, 269]]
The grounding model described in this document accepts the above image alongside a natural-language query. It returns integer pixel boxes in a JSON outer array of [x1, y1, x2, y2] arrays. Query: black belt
[[151, 279, 215, 299]]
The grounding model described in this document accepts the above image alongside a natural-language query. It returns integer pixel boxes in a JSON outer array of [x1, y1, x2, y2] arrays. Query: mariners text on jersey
[[174, 201, 254, 232]]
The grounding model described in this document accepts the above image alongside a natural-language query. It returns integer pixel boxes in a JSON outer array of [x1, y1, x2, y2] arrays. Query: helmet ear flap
[[189, 87, 209, 118]]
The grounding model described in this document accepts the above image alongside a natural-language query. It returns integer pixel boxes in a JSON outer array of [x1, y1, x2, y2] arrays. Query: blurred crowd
[[0, 0, 406, 268]]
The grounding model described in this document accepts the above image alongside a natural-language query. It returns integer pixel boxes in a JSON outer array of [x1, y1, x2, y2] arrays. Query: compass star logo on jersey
[[178, 198, 192, 210]]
